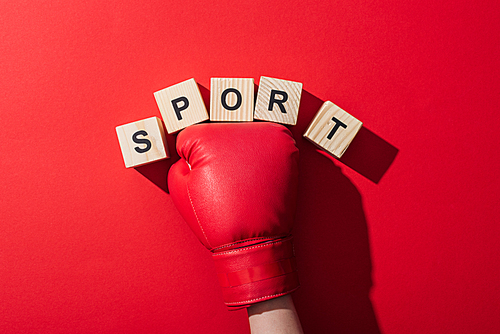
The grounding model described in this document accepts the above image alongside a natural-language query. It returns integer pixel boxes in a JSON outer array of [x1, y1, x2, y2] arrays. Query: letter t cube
[[303, 101, 362, 159]]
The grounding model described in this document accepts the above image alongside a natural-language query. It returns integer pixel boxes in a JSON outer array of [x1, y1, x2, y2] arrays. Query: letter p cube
[[154, 78, 209, 133]]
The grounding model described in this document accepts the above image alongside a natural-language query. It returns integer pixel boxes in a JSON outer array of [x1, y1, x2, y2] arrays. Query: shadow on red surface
[[134, 133, 178, 193], [291, 90, 383, 333], [339, 126, 398, 184]]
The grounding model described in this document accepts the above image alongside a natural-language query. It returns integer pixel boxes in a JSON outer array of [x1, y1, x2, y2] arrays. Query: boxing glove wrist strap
[[217, 257, 297, 288], [212, 236, 300, 308]]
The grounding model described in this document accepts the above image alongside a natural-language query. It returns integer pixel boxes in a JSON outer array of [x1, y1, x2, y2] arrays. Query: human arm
[[248, 294, 304, 334]]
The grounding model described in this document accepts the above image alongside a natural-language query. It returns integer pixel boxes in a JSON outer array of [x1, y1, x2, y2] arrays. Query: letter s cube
[[116, 116, 170, 168]]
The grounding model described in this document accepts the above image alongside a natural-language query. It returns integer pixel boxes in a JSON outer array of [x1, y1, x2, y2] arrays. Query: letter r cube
[[255, 76, 303, 125]]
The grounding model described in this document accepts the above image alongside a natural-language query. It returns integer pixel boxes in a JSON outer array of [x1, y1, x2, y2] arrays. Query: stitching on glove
[[211, 237, 281, 252], [187, 183, 212, 248], [212, 237, 290, 257], [226, 286, 300, 305]]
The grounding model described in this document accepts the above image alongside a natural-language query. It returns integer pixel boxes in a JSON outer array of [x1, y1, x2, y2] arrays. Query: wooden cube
[[154, 78, 209, 134], [116, 116, 170, 168], [210, 78, 254, 122], [254, 76, 303, 125], [303, 101, 363, 158]]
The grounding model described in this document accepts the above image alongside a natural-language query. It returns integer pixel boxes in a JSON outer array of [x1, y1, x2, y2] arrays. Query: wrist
[[247, 295, 304, 334], [247, 294, 295, 316]]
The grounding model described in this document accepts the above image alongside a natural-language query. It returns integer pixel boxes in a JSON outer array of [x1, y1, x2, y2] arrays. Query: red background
[[1, 1, 499, 333]]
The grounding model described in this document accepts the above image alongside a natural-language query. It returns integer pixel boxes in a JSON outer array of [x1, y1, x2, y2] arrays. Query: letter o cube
[[210, 78, 254, 122]]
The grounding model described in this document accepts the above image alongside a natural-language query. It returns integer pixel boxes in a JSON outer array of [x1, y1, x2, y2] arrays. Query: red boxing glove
[[168, 122, 300, 308]]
